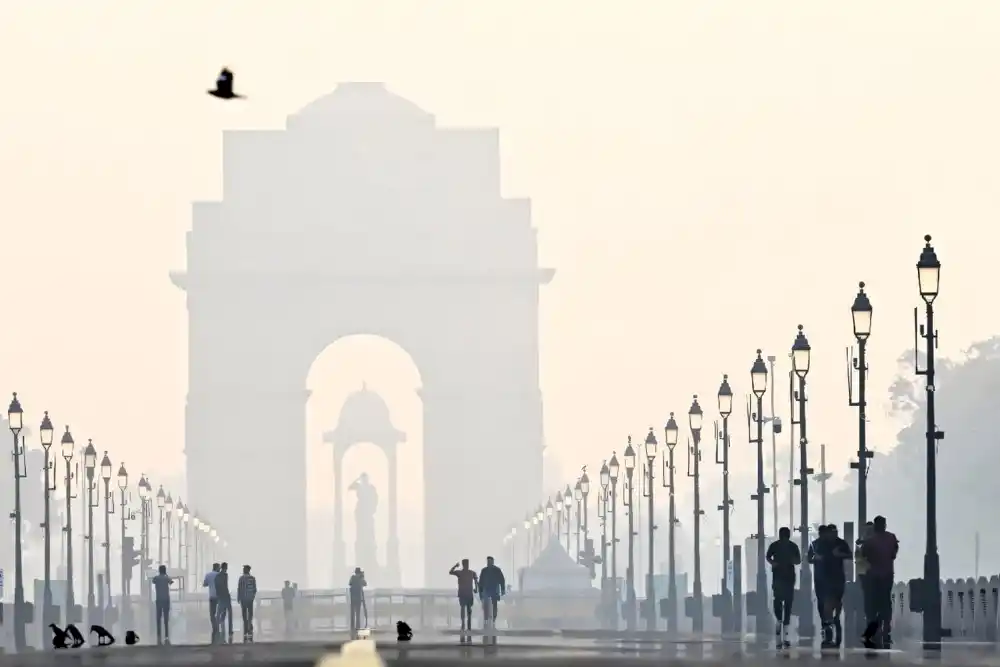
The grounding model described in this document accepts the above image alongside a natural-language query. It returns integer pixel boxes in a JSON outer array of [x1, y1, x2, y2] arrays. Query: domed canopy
[[324, 384, 406, 451], [291, 82, 432, 123]]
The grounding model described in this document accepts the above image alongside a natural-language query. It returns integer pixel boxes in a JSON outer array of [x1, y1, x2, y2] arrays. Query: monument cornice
[[170, 268, 554, 292]]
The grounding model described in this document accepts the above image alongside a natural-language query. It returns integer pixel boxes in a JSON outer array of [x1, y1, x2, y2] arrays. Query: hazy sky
[[2, 1, 999, 579]]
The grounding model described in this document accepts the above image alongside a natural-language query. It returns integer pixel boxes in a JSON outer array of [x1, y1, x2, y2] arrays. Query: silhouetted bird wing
[[67, 624, 86, 647], [91, 624, 115, 645], [50, 624, 70, 649]]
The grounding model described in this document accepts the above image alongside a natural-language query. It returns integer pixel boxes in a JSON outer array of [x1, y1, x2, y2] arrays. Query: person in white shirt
[[203, 563, 220, 643]]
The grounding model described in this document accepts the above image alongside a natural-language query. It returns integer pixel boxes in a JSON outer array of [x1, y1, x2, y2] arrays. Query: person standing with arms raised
[[449, 559, 479, 633]]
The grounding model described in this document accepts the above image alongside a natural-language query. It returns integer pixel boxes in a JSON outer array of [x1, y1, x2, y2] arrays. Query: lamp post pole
[[849, 282, 874, 529], [61, 427, 77, 627], [643, 429, 658, 631], [599, 462, 610, 623], [39, 412, 56, 638], [687, 397, 705, 633], [165, 494, 174, 568], [749, 351, 770, 641], [574, 481, 583, 562], [100, 454, 114, 623], [157, 486, 166, 566], [623, 439, 637, 631], [791, 326, 814, 645], [716, 376, 734, 634], [8, 394, 26, 652], [915, 234, 943, 648], [563, 485, 573, 553], [83, 441, 98, 626], [663, 414, 679, 634], [117, 465, 130, 630], [138, 476, 152, 632], [609, 453, 620, 629]]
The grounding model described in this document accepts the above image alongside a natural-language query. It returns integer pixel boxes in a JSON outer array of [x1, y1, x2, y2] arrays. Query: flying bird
[[50, 624, 72, 649], [91, 624, 116, 646], [208, 68, 245, 100]]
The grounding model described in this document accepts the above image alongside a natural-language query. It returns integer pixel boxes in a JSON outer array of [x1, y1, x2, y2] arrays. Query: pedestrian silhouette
[[125, 630, 140, 645], [208, 68, 244, 100], [91, 624, 116, 646]]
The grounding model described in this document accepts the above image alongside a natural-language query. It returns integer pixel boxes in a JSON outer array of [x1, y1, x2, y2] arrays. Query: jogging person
[[203, 562, 220, 642], [766, 526, 801, 648], [861, 515, 898, 648], [237, 564, 258, 643], [855, 521, 875, 637], [478, 556, 506, 632], [818, 524, 851, 648], [449, 559, 479, 632]]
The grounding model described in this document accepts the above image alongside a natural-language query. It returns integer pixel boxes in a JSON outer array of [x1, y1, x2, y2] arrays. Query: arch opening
[[305, 334, 424, 588]]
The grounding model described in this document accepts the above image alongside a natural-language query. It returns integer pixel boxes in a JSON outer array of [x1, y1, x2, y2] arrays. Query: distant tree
[[825, 336, 1000, 579]]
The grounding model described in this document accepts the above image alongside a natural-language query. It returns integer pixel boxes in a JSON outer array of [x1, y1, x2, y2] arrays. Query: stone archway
[[172, 82, 553, 587]]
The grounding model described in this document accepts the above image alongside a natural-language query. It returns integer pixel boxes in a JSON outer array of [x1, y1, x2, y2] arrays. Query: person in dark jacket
[[237, 565, 258, 642], [861, 515, 899, 647], [766, 527, 801, 648], [478, 556, 506, 627], [215, 562, 234, 644]]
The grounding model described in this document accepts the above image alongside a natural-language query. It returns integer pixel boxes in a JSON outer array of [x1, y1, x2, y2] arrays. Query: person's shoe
[[782, 624, 791, 648]]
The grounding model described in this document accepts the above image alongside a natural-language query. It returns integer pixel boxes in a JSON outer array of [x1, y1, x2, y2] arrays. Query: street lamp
[[8, 393, 26, 651], [83, 440, 98, 625], [849, 281, 874, 531], [563, 485, 573, 552], [579, 470, 590, 554], [716, 375, 734, 633], [915, 234, 943, 648], [573, 481, 583, 561], [156, 485, 166, 565], [165, 493, 174, 568], [117, 463, 131, 628], [100, 453, 113, 623], [545, 497, 554, 544], [622, 438, 637, 631], [748, 350, 770, 641], [138, 475, 152, 627], [643, 428, 658, 631], [599, 461, 610, 600], [663, 411, 679, 634], [40, 411, 57, 637], [791, 325, 815, 645], [608, 451, 620, 629], [61, 426, 77, 627], [687, 395, 705, 633]]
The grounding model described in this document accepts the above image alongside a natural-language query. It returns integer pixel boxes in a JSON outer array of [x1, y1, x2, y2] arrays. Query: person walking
[[766, 527, 801, 648], [152, 565, 175, 645], [449, 559, 479, 632], [348, 568, 367, 637], [203, 562, 220, 643], [237, 565, 258, 643], [478, 556, 506, 633], [281, 580, 296, 638], [861, 516, 898, 648], [215, 562, 234, 644], [808, 525, 830, 634]]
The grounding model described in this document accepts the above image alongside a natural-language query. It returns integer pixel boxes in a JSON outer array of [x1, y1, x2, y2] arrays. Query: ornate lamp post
[[117, 463, 131, 628], [545, 498, 554, 545], [176, 502, 187, 588], [138, 476, 152, 624], [61, 427, 77, 625], [580, 470, 590, 545], [687, 395, 705, 633], [849, 282, 874, 528], [83, 441, 98, 624], [39, 411, 56, 636], [663, 412, 679, 633], [8, 393, 26, 651], [643, 428, 658, 631], [156, 486, 166, 565], [915, 234, 943, 647], [599, 461, 610, 588], [749, 350, 770, 640], [608, 452, 620, 627], [563, 484, 573, 552], [573, 480, 583, 561], [622, 438, 637, 631], [165, 493, 174, 567], [716, 375, 734, 633], [100, 453, 113, 622], [791, 325, 814, 644]]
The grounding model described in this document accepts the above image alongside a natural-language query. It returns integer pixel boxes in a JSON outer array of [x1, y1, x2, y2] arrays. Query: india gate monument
[[171, 82, 551, 587]]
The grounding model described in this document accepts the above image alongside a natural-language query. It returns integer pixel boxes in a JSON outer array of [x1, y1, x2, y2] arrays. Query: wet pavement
[[2, 632, 1000, 666]]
